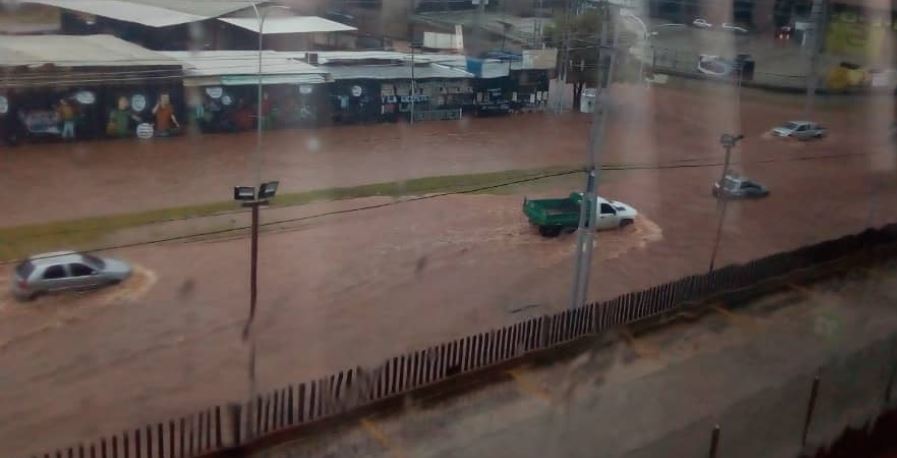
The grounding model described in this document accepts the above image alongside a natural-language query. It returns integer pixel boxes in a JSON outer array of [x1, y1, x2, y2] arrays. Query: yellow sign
[[826, 13, 895, 58]]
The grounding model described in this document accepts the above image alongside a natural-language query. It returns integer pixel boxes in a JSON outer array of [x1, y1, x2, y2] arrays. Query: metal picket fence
[[30, 224, 897, 458]]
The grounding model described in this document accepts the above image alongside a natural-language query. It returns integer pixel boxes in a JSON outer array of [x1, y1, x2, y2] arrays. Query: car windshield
[[723, 177, 740, 189], [81, 254, 105, 269], [783, 122, 801, 130], [15, 261, 35, 279]]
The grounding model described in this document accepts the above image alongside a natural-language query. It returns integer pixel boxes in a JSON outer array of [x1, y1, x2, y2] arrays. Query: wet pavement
[[1, 83, 896, 456]]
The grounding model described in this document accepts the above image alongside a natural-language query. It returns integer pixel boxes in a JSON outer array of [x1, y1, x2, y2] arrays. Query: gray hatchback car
[[12, 251, 132, 301]]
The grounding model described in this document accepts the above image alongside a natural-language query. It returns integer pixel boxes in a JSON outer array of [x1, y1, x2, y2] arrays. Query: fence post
[[215, 406, 223, 448], [708, 424, 720, 458], [801, 372, 821, 447], [228, 403, 242, 446], [178, 418, 186, 457]]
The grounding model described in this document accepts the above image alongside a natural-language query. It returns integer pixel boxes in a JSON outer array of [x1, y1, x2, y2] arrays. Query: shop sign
[[75, 91, 96, 105], [205, 87, 224, 99], [0, 95, 8, 115], [22, 110, 60, 134], [131, 94, 147, 112], [299, 84, 314, 95], [136, 122, 154, 139], [399, 95, 429, 103]]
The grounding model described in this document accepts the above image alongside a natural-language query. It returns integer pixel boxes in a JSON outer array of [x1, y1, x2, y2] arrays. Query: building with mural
[[0, 34, 184, 145]]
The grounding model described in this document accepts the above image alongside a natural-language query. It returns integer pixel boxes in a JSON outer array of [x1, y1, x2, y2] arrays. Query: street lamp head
[[258, 181, 279, 200], [234, 186, 257, 201], [719, 133, 744, 148]]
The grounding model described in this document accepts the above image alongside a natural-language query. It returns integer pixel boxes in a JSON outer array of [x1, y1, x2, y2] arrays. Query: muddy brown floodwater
[[1, 83, 895, 456]]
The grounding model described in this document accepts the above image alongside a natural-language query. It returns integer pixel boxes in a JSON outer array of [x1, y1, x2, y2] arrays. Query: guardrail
[[29, 224, 897, 458], [652, 46, 809, 91]]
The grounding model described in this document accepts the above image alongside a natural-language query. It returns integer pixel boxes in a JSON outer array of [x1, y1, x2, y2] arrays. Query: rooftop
[[20, 0, 262, 28], [0, 34, 180, 68], [218, 16, 356, 34], [161, 50, 329, 85]]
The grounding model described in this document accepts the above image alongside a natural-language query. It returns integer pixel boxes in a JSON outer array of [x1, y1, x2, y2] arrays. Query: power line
[[1, 147, 881, 265]]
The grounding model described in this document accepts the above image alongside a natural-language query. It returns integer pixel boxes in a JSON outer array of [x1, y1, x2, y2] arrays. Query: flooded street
[[1, 84, 896, 456]]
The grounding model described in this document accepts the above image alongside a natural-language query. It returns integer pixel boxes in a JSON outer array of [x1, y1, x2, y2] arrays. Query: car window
[[69, 263, 95, 277], [783, 122, 800, 130], [42, 265, 67, 280], [723, 178, 739, 190], [600, 203, 616, 214], [82, 254, 106, 269], [15, 261, 35, 279]]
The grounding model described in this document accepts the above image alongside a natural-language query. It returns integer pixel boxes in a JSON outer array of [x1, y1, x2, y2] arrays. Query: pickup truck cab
[[523, 192, 638, 237]]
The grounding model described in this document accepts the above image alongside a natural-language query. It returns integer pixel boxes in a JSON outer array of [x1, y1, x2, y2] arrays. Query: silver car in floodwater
[[12, 251, 132, 301], [771, 121, 826, 140]]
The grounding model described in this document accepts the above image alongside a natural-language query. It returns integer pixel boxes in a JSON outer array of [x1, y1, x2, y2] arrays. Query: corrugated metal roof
[[162, 50, 329, 85], [20, 0, 259, 28], [0, 34, 181, 67], [219, 16, 356, 34]]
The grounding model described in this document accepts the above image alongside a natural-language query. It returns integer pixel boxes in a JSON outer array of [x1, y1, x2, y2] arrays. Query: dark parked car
[[713, 174, 769, 199]]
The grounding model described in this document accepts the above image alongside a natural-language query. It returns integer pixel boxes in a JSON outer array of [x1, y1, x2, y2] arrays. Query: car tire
[[620, 219, 634, 228], [539, 226, 562, 238]]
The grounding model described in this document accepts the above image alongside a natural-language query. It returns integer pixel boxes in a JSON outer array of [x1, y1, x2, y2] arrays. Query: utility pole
[[474, 0, 487, 55], [556, 0, 574, 113], [708, 134, 743, 273], [570, 2, 618, 310], [804, 0, 825, 118]]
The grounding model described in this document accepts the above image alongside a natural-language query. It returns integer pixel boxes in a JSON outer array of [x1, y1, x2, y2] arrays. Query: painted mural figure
[[107, 96, 140, 137], [57, 99, 76, 140], [152, 93, 180, 136]]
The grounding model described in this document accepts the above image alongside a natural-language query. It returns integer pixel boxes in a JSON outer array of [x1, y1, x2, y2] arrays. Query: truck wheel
[[539, 226, 562, 238], [620, 219, 634, 228]]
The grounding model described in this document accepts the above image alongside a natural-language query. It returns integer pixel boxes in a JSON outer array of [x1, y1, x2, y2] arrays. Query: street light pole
[[570, 2, 619, 310], [410, 44, 416, 125], [249, 3, 290, 184], [804, 0, 825, 118], [620, 10, 648, 84], [708, 133, 743, 273], [233, 181, 278, 440]]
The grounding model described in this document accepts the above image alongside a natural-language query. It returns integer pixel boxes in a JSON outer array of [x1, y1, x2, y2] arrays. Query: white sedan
[[722, 22, 749, 33], [771, 121, 827, 140], [692, 18, 713, 29]]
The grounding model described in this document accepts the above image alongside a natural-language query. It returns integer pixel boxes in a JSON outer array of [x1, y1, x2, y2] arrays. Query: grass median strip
[[0, 167, 582, 262]]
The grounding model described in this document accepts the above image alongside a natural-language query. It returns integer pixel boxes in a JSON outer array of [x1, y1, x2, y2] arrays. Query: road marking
[[360, 418, 406, 458], [506, 368, 552, 402], [618, 327, 659, 358]]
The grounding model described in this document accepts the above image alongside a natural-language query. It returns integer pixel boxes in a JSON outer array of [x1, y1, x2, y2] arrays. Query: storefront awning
[[218, 16, 356, 34], [219, 74, 328, 86]]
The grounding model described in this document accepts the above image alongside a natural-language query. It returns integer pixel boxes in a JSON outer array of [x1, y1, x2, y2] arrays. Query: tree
[[544, 8, 636, 110]]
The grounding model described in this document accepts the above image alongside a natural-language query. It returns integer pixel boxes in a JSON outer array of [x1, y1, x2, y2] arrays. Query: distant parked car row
[[692, 18, 749, 33]]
